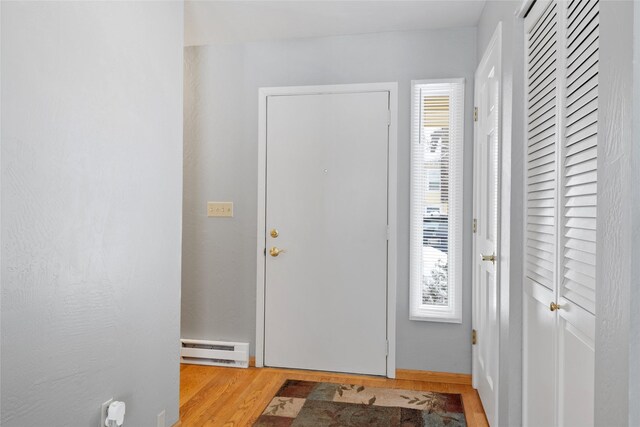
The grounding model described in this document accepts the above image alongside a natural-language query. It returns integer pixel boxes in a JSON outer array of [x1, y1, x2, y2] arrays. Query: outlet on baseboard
[[157, 410, 166, 427], [100, 398, 113, 427]]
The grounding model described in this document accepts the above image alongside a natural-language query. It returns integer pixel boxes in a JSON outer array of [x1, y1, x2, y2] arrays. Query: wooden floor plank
[[179, 364, 488, 427], [180, 365, 222, 407], [180, 368, 249, 425]]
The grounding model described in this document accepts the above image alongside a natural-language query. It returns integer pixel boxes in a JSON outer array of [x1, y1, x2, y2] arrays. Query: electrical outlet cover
[[101, 398, 113, 427]]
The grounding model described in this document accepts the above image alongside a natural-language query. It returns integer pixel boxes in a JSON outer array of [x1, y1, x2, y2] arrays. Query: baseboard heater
[[180, 339, 249, 368]]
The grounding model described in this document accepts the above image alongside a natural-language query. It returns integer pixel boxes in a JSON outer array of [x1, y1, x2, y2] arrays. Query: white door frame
[[255, 82, 398, 378], [472, 22, 503, 425]]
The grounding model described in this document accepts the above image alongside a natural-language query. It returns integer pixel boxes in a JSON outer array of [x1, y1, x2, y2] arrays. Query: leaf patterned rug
[[253, 379, 467, 427]]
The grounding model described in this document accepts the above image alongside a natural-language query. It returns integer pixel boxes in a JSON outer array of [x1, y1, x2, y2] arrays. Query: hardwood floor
[[179, 363, 488, 427]]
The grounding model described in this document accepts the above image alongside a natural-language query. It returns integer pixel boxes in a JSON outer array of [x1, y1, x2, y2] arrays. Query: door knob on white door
[[269, 247, 285, 257]]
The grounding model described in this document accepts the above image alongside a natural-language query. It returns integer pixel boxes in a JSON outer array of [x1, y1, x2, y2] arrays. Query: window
[[410, 79, 464, 322]]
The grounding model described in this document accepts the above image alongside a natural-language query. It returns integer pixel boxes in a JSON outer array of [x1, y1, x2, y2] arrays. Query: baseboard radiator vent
[[180, 339, 249, 368]]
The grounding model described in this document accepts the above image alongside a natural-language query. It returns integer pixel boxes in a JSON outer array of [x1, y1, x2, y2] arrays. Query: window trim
[[409, 78, 465, 323]]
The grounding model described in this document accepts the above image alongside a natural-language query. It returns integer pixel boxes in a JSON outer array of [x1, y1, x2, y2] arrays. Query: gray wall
[[182, 28, 477, 373], [631, 3, 640, 425], [595, 2, 634, 426], [1, 1, 3, 416], [476, 2, 525, 426], [1, 2, 183, 426]]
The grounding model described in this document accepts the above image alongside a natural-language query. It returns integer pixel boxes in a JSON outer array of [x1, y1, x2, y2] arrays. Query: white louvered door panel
[[523, 3, 559, 426], [560, 0, 599, 315], [556, 1, 598, 426], [526, 0, 558, 293]]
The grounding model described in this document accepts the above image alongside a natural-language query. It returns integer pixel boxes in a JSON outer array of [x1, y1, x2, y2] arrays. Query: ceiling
[[184, 1, 487, 46]]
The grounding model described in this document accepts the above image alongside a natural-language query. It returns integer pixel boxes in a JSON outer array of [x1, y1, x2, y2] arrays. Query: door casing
[[255, 82, 398, 378]]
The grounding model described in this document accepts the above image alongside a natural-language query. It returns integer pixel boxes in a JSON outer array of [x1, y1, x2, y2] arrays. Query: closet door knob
[[550, 302, 561, 312]]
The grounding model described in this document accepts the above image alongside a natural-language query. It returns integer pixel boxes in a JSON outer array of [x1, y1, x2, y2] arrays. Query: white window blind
[[410, 79, 465, 322]]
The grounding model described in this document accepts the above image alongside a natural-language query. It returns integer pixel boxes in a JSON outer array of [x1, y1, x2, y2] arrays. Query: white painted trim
[[387, 83, 398, 379], [255, 82, 398, 378], [521, 26, 529, 424], [553, 5, 568, 425], [409, 77, 465, 324], [256, 88, 267, 368]]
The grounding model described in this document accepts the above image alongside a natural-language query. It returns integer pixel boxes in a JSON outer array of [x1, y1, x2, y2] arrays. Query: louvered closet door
[[524, 1, 598, 426], [557, 0, 598, 425], [523, 2, 559, 425]]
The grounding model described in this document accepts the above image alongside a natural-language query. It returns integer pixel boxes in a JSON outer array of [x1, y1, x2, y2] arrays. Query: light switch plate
[[207, 202, 233, 217]]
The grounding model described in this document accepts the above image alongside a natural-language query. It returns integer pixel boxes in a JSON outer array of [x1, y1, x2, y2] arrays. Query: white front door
[[262, 89, 390, 376], [472, 25, 501, 427]]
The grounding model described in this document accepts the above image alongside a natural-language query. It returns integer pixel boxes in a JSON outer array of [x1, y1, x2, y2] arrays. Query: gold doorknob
[[270, 229, 279, 238], [269, 247, 285, 257], [481, 253, 496, 264], [550, 302, 561, 312]]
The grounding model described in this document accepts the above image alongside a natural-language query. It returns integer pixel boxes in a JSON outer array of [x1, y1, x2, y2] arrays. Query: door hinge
[[474, 107, 478, 122], [387, 110, 391, 126], [264, 248, 266, 256], [386, 225, 390, 241], [386, 340, 389, 356], [472, 329, 477, 345], [473, 218, 477, 233]]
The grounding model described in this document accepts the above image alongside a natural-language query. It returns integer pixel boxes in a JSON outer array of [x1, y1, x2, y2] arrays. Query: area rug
[[253, 379, 467, 427]]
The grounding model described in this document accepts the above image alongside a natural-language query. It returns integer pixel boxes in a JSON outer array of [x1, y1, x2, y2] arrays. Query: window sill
[[409, 314, 462, 324]]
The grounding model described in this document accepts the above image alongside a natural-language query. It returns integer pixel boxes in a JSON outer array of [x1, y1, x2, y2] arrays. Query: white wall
[[1, 2, 183, 426], [182, 28, 477, 373]]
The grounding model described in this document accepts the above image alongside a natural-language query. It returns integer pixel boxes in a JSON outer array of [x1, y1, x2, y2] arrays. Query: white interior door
[[472, 25, 501, 427], [262, 89, 390, 376]]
